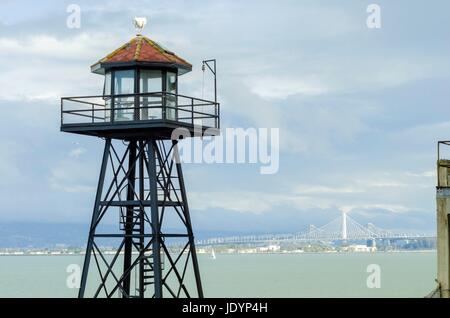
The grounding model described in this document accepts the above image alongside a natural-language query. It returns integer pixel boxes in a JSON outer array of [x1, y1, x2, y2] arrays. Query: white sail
[[211, 248, 216, 260]]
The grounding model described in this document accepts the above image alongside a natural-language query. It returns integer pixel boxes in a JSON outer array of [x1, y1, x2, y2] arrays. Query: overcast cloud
[[0, 0, 449, 234]]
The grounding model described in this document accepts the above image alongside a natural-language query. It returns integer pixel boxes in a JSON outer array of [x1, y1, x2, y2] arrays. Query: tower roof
[[91, 35, 192, 75]]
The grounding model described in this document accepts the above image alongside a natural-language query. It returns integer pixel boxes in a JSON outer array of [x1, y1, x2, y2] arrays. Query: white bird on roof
[[134, 17, 147, 35]]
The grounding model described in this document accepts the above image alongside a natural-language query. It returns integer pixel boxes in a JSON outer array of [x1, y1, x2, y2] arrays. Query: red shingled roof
[[91, 35, 192, 73]]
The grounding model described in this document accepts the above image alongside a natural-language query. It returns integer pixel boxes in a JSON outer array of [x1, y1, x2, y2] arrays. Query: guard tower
[[60, 22, 219, 298]]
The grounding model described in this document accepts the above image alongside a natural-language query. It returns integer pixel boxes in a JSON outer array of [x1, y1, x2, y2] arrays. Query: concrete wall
[[436, 159, 450, 297]]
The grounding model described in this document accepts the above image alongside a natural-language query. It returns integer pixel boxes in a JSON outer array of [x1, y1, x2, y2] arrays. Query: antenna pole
[[202, 59, 217, 104], [202, 59, 217, 127]]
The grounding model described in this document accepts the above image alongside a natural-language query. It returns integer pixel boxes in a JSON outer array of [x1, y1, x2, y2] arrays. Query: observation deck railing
[[61, 92, 220, 129]]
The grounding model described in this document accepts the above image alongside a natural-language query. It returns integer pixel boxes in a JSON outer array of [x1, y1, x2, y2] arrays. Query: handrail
[[437, 141, 450, 187], [63, 98, 106, 107], [62, 91, 218, 105], [438, 141, 450, 162], [63, 104, 218, 116], [61, 92, 220, 129]]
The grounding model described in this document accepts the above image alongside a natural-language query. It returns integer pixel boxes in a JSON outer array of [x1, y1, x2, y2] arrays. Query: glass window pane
[[140, 70, 162, 92], [103, 72, 112, 122], [114, 70, 135, 121], [140, 70, 162, 120], [166, 72, 177, 121], [166, 72, 176, 94], [103, 72, 111, 96], [114, 70, 134, 94]]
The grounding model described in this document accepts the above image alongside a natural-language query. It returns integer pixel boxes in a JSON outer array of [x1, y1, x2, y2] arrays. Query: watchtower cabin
[[60, 23, 219, 299], [61, 34, 219, 139]]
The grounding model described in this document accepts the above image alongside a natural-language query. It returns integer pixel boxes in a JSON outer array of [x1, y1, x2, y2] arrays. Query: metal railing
[[61, 92, 220, 129], [438, 141, 450, 162], [437, 141, 450, 187]]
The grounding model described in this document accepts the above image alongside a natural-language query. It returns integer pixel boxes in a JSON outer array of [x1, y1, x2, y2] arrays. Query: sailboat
[[211, 248, 216, 260]]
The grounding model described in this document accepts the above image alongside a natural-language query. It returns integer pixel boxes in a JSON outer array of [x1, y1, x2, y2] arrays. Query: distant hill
[[0, 222, 265, 248], [0, 223, 91, 248]]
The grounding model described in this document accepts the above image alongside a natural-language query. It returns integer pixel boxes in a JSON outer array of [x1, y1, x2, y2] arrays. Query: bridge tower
[[60, 23, 219, 298], [436, 141, 450, 298], [341, 211, 348, 240]]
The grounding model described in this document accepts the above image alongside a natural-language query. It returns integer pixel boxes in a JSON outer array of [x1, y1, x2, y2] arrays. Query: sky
[[0, 0, 449, 234]]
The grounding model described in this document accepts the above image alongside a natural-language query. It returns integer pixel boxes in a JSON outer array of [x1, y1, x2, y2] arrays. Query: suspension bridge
[[196, 212, 434, 246]]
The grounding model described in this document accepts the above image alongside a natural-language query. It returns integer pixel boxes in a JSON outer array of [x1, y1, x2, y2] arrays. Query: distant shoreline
[[0, 249, 436, 256]]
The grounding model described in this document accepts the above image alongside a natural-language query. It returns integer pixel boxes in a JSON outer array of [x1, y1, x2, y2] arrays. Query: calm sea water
[[0, 252, 436, 298]]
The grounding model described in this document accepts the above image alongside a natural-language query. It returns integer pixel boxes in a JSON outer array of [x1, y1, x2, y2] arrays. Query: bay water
[[0, 252, 436, 298]]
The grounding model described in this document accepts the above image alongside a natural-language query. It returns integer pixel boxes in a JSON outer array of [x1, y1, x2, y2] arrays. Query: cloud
[[49, 154, 97, 194], [189, 171, 432, 220], [362, 181, 408, 188], [0, 33, 114, 60], [390, 121, 450, 146], [49, 183, 95, 193], [189, 191, 328, 214], [244, 56, 448, 101], [189, 191, 285, 214], [69, 147, 87, 158], [404, 170, 436, 178], [0, 33, 120, 102], [189, 178, 418, 219], [295, 185, 363, 194], [248, 76, 327, 99], [0, 139, 24, 183], [0, 0, 447, 232], [340, 204, 412, 215]]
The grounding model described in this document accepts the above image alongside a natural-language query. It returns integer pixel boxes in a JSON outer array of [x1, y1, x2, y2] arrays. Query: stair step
[[104, 200, 183, 207], [119, 222, 142, 227], [119, 225, 142, 229], [119, 219, 141, 224]]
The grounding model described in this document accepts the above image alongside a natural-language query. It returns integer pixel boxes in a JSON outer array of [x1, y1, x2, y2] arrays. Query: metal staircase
[[119, 203, 165, 296]]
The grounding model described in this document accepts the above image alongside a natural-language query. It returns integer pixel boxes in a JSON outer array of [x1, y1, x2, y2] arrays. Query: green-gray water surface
[[0, 252, 436, 297]]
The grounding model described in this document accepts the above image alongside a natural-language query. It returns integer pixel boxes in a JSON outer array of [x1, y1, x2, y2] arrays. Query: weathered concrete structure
[[436, 158, 450, 297]]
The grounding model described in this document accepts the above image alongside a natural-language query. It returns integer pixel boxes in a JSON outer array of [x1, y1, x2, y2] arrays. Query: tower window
[[114, 70, 135, 121], [140, 70, 162, 120]]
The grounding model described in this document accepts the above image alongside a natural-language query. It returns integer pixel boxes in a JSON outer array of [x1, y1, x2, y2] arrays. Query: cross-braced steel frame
[[78, 138, 203, 298]]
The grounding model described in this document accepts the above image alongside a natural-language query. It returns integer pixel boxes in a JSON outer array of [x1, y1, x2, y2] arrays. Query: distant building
[[258, 244, 281, 252], [239, 248, 258, 254], [342, 244, 377, 252]]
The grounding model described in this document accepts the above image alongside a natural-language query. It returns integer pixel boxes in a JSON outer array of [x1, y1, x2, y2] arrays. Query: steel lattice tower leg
[[78, 138, 203, 298]]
